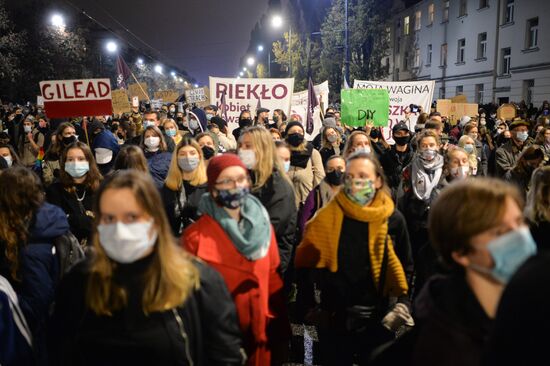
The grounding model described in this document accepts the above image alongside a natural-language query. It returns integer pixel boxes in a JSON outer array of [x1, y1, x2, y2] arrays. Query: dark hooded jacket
[[90, 121, 120, 176]]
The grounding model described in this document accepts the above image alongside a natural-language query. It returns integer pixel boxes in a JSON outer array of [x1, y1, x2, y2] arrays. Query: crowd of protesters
[[0, 96, 549, 366]]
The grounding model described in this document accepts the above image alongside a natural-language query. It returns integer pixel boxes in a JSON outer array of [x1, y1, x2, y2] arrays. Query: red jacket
[[183, 214, 289, 366]]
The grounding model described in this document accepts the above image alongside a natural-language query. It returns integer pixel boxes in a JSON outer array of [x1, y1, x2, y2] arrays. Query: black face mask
[[287, 133, 304, 147], [62, 135, 76, 146], [202, 145, 215, 160], [239, 118, 253, 129], [394, 135, 411, 146], [325, 170, 344, 186], [370, 129, 381, 139], [117, 132, 125, 140]]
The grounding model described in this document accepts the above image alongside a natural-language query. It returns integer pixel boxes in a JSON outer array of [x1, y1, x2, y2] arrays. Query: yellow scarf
[[295, 190, 409, 297]]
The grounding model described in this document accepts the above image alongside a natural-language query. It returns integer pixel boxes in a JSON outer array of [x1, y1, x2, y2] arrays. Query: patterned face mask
[[344, 178, 376, 206]]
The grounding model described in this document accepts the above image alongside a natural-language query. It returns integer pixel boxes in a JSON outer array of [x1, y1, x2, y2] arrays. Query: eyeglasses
[[215, 176, 249, 187]]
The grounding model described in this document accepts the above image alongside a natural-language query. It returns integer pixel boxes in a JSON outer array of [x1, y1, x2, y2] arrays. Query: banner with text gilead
[[209, 77, 294, 132], [353, 80, 435, 141]]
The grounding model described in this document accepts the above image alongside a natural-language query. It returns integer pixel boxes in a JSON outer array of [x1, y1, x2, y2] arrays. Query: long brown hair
[[45, 122, 75, 159], [59, 142, 102, 191], [86, 170, 199, 315], [165, 137, 207, 190], [113, 145, 149, 173], [140, 126, 168, 152], [0, 167, 44, 280]]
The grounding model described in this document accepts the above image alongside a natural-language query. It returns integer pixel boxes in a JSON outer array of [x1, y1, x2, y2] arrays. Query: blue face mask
[[65, 161, 90, 178], [516, 131, 529, 142], [216, 187, 249, 209], [470, 227, 537, 284], [283, 161, 291, 173], [166, 129, 177, 137]]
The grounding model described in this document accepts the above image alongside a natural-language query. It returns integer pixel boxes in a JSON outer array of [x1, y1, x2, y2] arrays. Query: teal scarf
[[198, 193, 271, 260]]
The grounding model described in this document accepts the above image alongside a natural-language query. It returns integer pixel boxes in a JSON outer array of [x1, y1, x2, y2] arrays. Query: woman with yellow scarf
[[295, 152, 413, 365]]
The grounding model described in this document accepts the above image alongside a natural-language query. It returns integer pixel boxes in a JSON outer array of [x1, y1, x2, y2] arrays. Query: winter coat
[[145, 151, 173, 189], [250, 170, 297, 273], [380, 144, 414, 192], [183, 215, 290, 366], [91, 130, 120, 176], [18, 128, 44, 167], [287, 145, 325, 206], [474, 139, 488, 176], [42, 158, 60, 186], [529, 219, 550, 251], [160, 181, 208, 237], [494, 138, 533, 178], [49, 256, 244, 366]]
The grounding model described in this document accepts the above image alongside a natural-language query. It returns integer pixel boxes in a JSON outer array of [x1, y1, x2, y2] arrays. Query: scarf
[[290, 143, 313, 169], [295, 190, 409, 297], [411, 154, 444, 201], [198, 193, 271, 260], [318, 180, 336, 208]]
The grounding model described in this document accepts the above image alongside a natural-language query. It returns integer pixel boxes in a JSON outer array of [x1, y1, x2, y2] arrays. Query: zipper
[[172, 308, 194, 366]]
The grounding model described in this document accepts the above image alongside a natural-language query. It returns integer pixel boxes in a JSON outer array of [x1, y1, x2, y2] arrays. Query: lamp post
[[344, 0, 350, 86], [272, 15, 292, 77]]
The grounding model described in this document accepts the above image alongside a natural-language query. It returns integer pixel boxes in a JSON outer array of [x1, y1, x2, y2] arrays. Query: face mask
[[24, 125, 32, 133], [394, 135, 410, 146], [283, 161, 290, 172], [450, 165, 470, 180], [370, 129, 381, 139], [65, 161, 89, 178], [169, 108, 176, 113], [273, 115, 279, 123], [480, 119, 487, 126], [325, 170, 344, 186], [420, 148, 437, 161], [344, 178, 376, 206], [327, 134, 338, 143], [62, 135, 77, 146], [166, 129, 177, 137], [463, 144, 475, 154], [239, 118, 253, 128], [354, 146, 371, 155], [189, 119, 199, 131], [516, 131, 529, 142], [143, 120, 155, 128], [238, 149, 257, 169], [216, 187, 249, 209], [469, 227, 537, 284], [178, 156, 200, 172], [496, 129, 504, 135], [2, 155, 13, 167], [117, 132, 125, 140], [206, 114, 213, 121], [468, 133, 478, 141], [98, 220, 158, 264], [201, 145, 215, 160], [144, 136, 160, 150], [287, 133, 304, 147]]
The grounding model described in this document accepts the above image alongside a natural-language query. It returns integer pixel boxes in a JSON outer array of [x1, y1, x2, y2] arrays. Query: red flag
[[306, 77, 318, 135], [116, 55, 132, 89]]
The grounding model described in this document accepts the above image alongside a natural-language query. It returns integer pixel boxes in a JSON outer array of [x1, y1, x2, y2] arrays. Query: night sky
[[70, 0, 269, 86]]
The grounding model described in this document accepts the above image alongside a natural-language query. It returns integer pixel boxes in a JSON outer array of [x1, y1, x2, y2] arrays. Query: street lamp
[[246, 57, 255, 67], [239, 71, 244, 77], [258, 45, 264, 52], [105, 41, 118, 54], [271, 15, 283, 28], [194, 83, 199, 88], [154, 64, 163, 74], [137, 58, 144, 65], [271, 15, 292, 77], [243, 67, 247, 72], [51, 13, 65, 29], [170, 71, 176, 77]]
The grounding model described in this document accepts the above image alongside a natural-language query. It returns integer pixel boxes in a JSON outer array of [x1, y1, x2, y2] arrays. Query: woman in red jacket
[[182, 153, 289, 366]]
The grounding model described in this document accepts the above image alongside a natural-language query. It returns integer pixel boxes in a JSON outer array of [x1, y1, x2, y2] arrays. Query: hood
[[189, 108, 207, 132], [92, 130, 120, 153], [29, 202, 70, 242]]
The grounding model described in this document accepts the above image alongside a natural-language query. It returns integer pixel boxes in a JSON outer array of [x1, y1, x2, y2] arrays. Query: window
[[385, 58, 390, 73], [441, 43, 448, 66], [439, 87, 446, 99], [404, 16, 410, 35], [427, 44, 433, 65], [479, 0, 488, 9], [443, 1, 450, 22], [523, 80, 534, 105], [457, 38, 466, 63], [428, 4, 435, 25], [404, 52, 409, 70], [475, 84, 484, 103], [459, 0, 467, 16], [526, 18, 538, 48], [501, 47, 511, 75], [504, 0, 514, 23], [456, 85, 463, 95], [478, 33, 487, 59], [414, 48, 420, 67], [396, 37, 401, 53], [415, 11, 422, 30]]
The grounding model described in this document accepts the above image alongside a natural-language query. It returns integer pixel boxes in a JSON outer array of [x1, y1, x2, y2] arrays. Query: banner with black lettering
[[209, 77, 294, 132]]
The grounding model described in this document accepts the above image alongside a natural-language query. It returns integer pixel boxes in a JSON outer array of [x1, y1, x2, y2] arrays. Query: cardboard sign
[[132, 96, 139, 108], [111, 89, 131, 115], [497, 103, 517, 121], [128, 82, 149, 101], [341, 89, 390, 127], [36, 96, 44, 107], [437, 99, 479, 125], [209, 77, 294, 132], [154, 90, 179, 103], [291, 81, 330, 140], [451, 94, 467, 103], [150, 99, 163, 110], [185, 87, 207, 103], [39, 78, 112, 118], [436, 99, 452, 117]]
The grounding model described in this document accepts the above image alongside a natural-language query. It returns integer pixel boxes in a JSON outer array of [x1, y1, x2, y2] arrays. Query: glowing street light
[[105, 41, 118, 53], [194, 83, 199, 88], [154, 64, 163, 74], [246, 57, 255, 66], [170, 71, 176, 77], [137, 58, 144, 65], [178, 78, 183, 82], [242, 67, 247, 72], [258, 45, 264, 52], [271, 15, 283, 28], [239, 71, 244, 76], [51, 13, 65, 28], [237, 76, 241, 79]]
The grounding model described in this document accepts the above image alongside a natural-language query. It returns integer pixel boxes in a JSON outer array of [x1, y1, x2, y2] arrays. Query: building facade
[[385, 0, 550, 106]]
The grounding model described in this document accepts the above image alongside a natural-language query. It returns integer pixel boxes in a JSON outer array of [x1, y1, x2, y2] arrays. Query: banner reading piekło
[[209, 77, 294, 131], [353, 80, 435, 140]]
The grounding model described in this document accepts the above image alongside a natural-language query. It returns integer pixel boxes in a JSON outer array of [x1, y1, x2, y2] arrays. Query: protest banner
[[150, 99, 163, 110], [291, 81, 329, 140], [451, 94, 467, 103], [111, 89, 131, 115], [185, 87, 207, 103], [39, 78, 112, 118], [128, 82, 149, 101], [341, 89, 390, 128], [209, 76, 294, 132], [154, 90, 179, 103], [497, 103, 517, 121], [354, 80, 435, 141], [36, 96, 44, 107], [437, 99, 479, 125]]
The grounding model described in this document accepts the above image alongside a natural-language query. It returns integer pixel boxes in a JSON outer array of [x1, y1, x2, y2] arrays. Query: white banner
[[353, 80, 435, 141], [209, 76, 294, 132], [290, 81, 330, 141]]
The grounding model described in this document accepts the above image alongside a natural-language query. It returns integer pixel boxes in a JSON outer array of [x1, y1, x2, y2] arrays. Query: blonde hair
[[240, 126, 289, 190], [165, 138, 207, 190], [343, 130, 370, 158], [458, 135, 478, 172], [161, 118, 178, 131], [525, 166, 550, 224], [86, 170, 199, 315]]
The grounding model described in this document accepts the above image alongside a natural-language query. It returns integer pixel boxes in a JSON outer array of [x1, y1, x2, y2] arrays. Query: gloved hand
[[381, 303, 414, 332]]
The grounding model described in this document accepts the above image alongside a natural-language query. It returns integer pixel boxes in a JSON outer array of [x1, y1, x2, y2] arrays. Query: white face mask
[[97, 220, 158, 264], [450, 165, 470, 180], [144, 136, 160, 151], [354, 146, 371, 155], [2, 155, 13, 167], [24, 125, 32, 133], [238, 149, 257, 169]]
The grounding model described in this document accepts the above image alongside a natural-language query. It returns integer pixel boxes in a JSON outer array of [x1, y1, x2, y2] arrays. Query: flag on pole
[[116, 55, 132, 89], [32, 147, 44, 175], [306, 77, 318, 135], [256, 98, 262, 112], [220, 90, 228, 121]]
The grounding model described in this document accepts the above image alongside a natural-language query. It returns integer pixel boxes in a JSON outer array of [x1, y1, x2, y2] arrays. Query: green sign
[[341, 89, 390, 127]]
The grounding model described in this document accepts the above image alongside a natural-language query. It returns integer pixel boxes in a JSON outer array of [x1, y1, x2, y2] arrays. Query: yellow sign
[[111, 89, 131, 115], [437, 99, 478, 125], [153, 90, 180, 103], [128, 83, 149, 101], [497, 103, 517, 121]]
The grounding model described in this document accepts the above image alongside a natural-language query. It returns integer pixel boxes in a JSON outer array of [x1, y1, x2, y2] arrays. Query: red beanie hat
[[207, 153, 248, 192]]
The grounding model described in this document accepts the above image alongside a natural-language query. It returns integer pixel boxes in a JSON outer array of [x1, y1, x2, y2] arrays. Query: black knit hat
[[285, 121, 304, 136]]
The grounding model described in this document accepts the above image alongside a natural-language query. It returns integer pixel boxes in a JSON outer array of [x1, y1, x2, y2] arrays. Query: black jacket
[[49, 255, 244, 366], [319, 142, 345, 166], [529, 220, 550, 251], [250, 170, 297, 273], [380, 145, 414, 192], [161, 181, 208, 237]]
